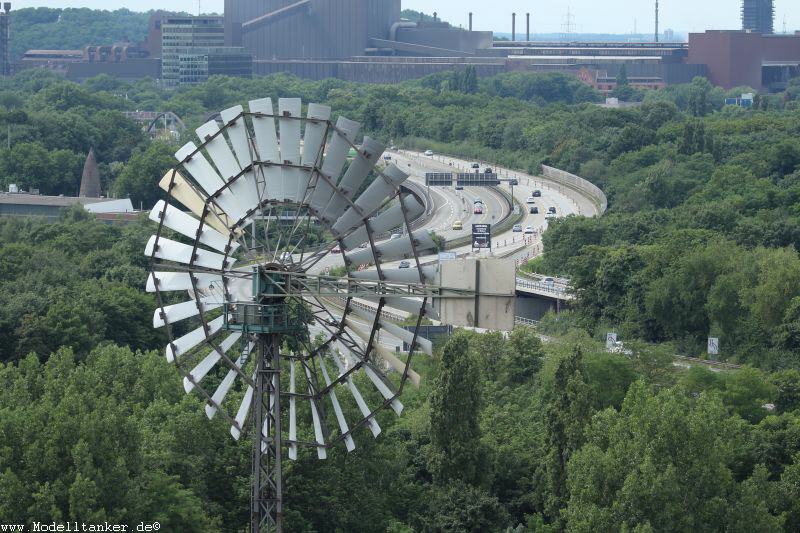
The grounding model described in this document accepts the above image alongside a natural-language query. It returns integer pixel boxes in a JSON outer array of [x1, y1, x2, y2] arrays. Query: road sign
[[438, 251, 457, 261], [708, 337, 719, 356], [606, 333, 618, 351], [425, 173, 453, 186], [457, 173, 500, 186], [472, 223, 491, 250]]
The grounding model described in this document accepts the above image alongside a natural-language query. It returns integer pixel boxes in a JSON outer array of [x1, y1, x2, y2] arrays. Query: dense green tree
[[539, 347, 591, 524], [565, 381, 780, 532], [112, 141, 176, 209], [429, 333, 485, 485]]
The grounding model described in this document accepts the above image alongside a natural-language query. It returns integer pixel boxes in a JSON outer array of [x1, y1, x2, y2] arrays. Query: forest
[[0, 61, 800, 530]]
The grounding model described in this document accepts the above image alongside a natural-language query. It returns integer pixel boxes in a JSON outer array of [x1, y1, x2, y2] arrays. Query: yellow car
[[452, 220, 463, 230]]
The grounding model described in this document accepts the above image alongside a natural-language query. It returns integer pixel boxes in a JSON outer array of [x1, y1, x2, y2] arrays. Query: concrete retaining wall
[[541, 165, 607, 214]]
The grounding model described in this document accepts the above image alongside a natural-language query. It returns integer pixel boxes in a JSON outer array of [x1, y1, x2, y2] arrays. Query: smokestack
[[469, 12, 473, 31], [526, 12, 530, 41], [655, 0, 659, 42], [512, 13, 516, 41]]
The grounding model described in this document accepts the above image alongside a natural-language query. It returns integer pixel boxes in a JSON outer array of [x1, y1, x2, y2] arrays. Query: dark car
[[533, 190, 541, 197], [484, 167, 493, 174], [530, 206, 539, 214], [399, 260, 411, 269], [509, 179, 518, 186], [471, 162, 480, 169], [548, 206, 556, 214]]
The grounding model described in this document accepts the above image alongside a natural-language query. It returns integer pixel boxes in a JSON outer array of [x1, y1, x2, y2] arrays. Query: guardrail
[[541, 165, 608, 214], [515, 278, 573, 299], [514, 316, 539, 326], [673, 355, 742, 370]]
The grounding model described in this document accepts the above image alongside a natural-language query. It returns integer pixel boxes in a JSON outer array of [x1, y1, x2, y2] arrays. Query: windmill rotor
[[144, 97, 471, 532]]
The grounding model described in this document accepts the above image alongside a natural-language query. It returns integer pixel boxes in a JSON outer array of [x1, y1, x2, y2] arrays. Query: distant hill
[[9, 8, 151, 60]]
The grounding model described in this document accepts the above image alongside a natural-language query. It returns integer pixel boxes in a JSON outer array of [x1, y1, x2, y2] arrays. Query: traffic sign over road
[[425, 172, 453, 186]]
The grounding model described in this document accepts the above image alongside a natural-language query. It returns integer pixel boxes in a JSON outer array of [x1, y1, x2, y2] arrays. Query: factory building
[[5, 0, 799, 93], [688, 30, 800, 90]]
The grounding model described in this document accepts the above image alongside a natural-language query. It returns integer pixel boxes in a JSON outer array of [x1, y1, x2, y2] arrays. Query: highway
[[308, 150, 511, 275], [394, 149, 600, 264], [306, 148, 600, 290]]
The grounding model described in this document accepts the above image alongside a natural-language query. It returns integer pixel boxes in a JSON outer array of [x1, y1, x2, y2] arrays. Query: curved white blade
[[158, 170, 236, 236], [166, 314, 225, 363], [345, 230, 437, 266], [219, 106, 251, 167], [145, 235, 227, 270], [350, 306, 433, 356], [331, 164, 409, 236], [278, 98, 302, 202], [175, 142, 247, 223], [205, 341, 255, 419], [364, 365, 404, 415], [319, 360, 355, 452], [231, 369, 257, 440], [249, 97, 281, 201], [350, 264, 438, 285], [221, 105, 264, 209], [146, 272, 223, 293], [308, 116, 360, 213], [289, 359, 298, 460], [338, 342, 403, 416], [341, 195, 424, 251], [198, 118, 261, 217], [344, 318, 421, 386], [149, 200, 239, 254], [303, 363, 327, 460], [184, 331, 243, 393], [319, 137, 384, 224], [332, 350, 380, 437], [297, 103, 331, 201], [197, 120, 242, 181], [153, 296, 222, 328]]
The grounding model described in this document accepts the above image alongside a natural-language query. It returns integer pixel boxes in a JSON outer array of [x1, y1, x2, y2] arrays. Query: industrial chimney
[[512, 13, 516, 41], [655, 0, 659, 42], [469, 12, 473, 31], [526, 13, 530, 41]]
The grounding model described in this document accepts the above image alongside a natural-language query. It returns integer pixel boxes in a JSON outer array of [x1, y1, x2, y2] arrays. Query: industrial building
[[688, 30, 800, 90], [3, 0, 799, 92], [0, 192, 134, 220], [161, 15, 251, 86]]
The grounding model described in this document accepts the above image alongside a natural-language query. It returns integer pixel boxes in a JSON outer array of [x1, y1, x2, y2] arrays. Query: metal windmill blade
[[144, 97, 482, 533]]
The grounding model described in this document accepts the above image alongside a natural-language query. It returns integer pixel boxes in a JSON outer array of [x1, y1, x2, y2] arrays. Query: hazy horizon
[[5, 0, 799, 35]]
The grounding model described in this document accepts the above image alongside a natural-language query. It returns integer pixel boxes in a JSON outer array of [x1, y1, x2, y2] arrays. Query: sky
[[8, 0, 800, 36]]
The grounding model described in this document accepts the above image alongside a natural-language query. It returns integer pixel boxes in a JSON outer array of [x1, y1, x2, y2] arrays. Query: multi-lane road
[[308, 149, 600, 276]]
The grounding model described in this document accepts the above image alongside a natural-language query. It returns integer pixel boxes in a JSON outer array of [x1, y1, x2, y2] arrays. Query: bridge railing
[[515, 278, 572, 298], [541, 165, 607, 214]]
